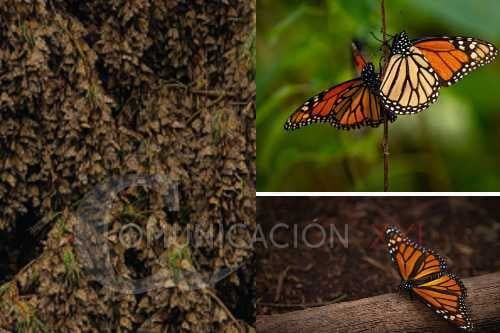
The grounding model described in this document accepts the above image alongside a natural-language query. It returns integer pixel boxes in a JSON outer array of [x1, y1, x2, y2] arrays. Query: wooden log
[[257, 272, 500, 333]]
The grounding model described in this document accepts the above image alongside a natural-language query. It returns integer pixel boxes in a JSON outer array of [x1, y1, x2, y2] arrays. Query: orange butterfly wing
[[414, 37, 498, 86], [284, 78, 383, 130], [285, 62, 397, 131], [334, 83, 384, 129], [385, 226, 447, 281], [412, 273, 473, 331]]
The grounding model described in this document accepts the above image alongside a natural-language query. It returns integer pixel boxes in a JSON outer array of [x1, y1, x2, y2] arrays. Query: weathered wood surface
[[257, 272, 500, 333]]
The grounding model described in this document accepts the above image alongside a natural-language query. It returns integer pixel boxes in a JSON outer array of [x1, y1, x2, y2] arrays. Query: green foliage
[[56, 216, 67, 237], [240, 27, 256, 71], [0, 296, 47, 333], [167, 245, 192, 283], [62, 250, 80, 286], [0, 282, 9, 295], [14, 311, 47, 333], [257, 0, 500, 191], [211, 109, 236, 142]]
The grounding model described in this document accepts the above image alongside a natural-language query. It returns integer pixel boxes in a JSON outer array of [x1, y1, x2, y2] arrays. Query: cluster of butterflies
[[385, 225, 473, 331], [285, 31, 498, 130]]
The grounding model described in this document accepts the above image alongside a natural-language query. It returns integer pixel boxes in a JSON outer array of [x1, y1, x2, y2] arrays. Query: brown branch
[[380, 0, 390, 192], [257, 272, 500, 333]]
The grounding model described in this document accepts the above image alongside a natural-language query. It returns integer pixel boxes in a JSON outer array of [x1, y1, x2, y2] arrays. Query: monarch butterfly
[[284, 44, 395, 130], [385, 225, 473, 331], [380, 31, 498, 114]]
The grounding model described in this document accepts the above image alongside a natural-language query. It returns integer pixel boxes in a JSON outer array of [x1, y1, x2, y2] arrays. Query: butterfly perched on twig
[[285, 31, 497, 131], [380, 31, 498, 114], [385, 225, 473, 331], [284, 41, 395, 131]]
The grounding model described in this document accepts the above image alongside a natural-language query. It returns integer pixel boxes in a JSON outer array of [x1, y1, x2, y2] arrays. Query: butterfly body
[[385, 225, 473, 331], [361, 63, 381, 92], [399, 278, 416, 291], [390, 31, 413, 55]]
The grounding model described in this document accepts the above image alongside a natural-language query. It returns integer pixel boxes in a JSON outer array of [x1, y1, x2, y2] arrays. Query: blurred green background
[[257, 0, 500, 192]]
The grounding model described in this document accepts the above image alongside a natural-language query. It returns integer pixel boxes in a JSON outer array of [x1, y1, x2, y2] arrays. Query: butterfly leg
[[397, 283, 403, 296]]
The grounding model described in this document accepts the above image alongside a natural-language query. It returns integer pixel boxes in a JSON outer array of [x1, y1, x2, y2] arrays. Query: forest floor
[[257, 197, 500, 315]]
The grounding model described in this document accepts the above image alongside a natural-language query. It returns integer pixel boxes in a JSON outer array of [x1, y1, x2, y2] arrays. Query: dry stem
[[380, 0, 390, 191]]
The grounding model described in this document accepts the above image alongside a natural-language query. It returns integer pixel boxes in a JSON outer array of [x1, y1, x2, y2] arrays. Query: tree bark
[[257, 272, 500, 333]]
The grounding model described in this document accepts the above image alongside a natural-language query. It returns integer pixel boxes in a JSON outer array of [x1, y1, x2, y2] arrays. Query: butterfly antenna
[[369, 31, 384, 43], [386, 33, 397, 45]]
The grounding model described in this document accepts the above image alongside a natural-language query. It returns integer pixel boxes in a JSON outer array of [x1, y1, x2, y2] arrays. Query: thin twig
[[205, 288, 243, 332], [14, 252, 48, 280], [206, 93, 226, 108], [164, 82, 188, 89], [361, 256, 388, 273], [191, 89, 236, 97], [229, 101, 251, 105], [186, 93, 228, 124], [186, 110, 201, 125], [380, 0, 390, 192], [274, 266, 291, 302], [261, 295, 347, 309]]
